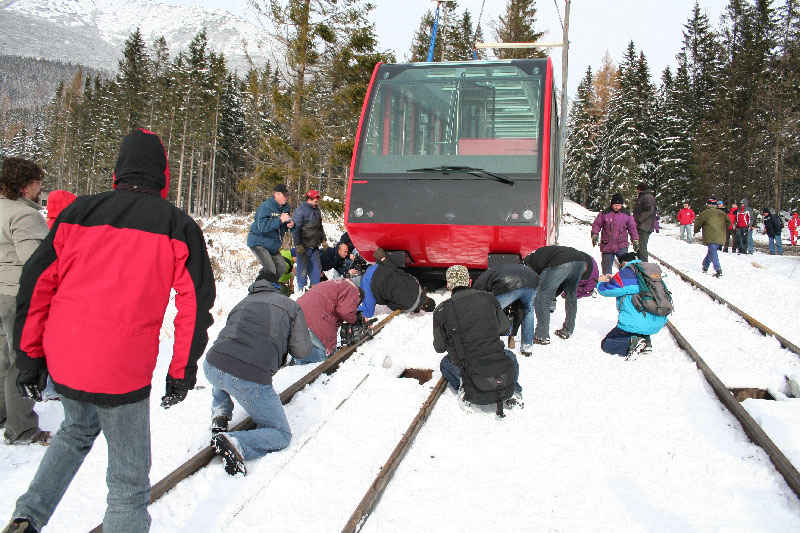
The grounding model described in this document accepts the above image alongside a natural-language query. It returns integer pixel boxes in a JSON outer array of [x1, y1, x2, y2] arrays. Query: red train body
[[345, 58, 562, 275]]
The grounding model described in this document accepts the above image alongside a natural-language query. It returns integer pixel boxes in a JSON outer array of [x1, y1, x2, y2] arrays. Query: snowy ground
[[2, 201, 800, 531]]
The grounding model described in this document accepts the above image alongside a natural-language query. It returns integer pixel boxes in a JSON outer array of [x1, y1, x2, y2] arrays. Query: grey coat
[[205, 279, 312, 384], [633, 190, 657, 233], [0, 196, 48, 296]]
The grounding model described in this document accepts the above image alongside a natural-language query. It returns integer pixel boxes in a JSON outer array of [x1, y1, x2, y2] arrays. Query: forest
[[0, 0, 797, 218]]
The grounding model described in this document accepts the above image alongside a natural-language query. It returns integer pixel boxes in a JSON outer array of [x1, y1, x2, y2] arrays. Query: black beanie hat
[[421, 296, 436, 312], [637, 181, 649, 191], [610, 192, 624, 205], [618, 252, 638, 263], [707, 197, 717, 206], [256, 268, 279, 284]]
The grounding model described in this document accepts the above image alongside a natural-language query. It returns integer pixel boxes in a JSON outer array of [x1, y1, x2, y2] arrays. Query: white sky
[[161, 0, 730, 96]]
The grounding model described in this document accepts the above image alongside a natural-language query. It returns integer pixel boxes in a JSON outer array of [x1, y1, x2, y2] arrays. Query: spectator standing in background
[[292, 190, 325, 292], [762, 208, 784, 256], [788, 211, 799, 246], [676, 201, 695, 244], [247, 183, 294, 279], [632, 181, 656, 261], [591, 192, 638, 275], [723, 202, 739, 253]]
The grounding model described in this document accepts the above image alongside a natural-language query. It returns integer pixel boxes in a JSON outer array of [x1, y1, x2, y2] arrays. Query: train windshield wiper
[[407, 165, 515, 186]]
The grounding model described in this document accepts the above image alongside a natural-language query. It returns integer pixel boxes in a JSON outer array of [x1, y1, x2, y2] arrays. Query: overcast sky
[[162, 0, 731, 96]]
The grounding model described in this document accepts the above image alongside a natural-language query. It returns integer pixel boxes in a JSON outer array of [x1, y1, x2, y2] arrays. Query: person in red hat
[[45, 190, 77, 229], [291, 189, 326, 291]]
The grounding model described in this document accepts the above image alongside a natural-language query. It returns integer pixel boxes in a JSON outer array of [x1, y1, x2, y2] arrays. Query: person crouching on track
[[203, 269, 312, 476], [294, 279, 363, 365], [693, 197, 728, 278], [473, 263, 539, 357], [597, 252, 668, 360], [433, 265, 523, 415], [356, 248, 435, 318]]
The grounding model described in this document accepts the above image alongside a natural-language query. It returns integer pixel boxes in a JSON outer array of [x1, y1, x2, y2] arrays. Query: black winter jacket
[[205, 280, 312, 385], [523, 246, 587, 274], [764, 212, 784, 237], [433, 288, 510, 363], [473, 263, 539, 295], [371, 259, 423, 312], [633, 189, 657, 232]]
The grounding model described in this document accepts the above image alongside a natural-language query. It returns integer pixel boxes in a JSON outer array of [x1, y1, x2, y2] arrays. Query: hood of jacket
[[112, 129, 170, 199], [248, 278, 282, 294], [46, 190, 77, 221]]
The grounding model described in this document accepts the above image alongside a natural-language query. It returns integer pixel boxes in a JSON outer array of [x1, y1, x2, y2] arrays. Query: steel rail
[[343, 376, 448, 533], [650, 252, 800, 358], [666, 321, 800, 499], [89, 309, 403, 533]]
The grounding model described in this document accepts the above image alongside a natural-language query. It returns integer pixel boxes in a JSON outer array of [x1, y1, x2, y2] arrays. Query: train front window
[[357, 63, 544, 176]]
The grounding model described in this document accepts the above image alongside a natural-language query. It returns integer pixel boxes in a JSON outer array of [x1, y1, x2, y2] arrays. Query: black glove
[[295, 244, 306, 256], [17, 367, 48, 402], [355, 311, 366, 325], [161, 376, 194, 409], [591, 234, 599, 247]]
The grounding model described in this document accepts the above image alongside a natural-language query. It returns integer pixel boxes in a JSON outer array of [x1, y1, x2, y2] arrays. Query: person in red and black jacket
[[4, 129, 215, 533]]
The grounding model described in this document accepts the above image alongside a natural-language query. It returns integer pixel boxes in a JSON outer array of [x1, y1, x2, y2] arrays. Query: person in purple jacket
[[591, 192, 640, 275]]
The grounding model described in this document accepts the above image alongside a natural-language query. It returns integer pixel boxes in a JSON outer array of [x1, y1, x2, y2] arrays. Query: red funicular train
[[345, 58, 562, 276]]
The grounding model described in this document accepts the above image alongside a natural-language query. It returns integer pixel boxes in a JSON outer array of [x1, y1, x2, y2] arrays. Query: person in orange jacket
[[789, 211, 799, 246]]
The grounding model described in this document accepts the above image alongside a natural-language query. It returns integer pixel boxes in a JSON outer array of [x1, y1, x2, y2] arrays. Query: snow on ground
[[2, 202, 800, 531]]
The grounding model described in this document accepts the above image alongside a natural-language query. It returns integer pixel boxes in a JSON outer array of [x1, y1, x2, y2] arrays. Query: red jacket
[[736, 210, 751, 228], [677, 208, 695, 225], [297, 279, 360, 354], [14, 129, 215, 406], [727, 207, 738, 230], [789, 215, 799, 232], [46, 190, 77, 229]]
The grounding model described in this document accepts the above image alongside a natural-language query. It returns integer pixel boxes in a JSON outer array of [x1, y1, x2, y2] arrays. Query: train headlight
[[522, 210, 534, 220], [354, 208, 364, 218]]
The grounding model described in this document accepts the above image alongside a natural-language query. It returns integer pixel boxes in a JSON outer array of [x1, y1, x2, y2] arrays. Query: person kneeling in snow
[[433, 265, 523, 416], [294, 278, 363, 365], [597, 252, 668, 360], [356, 248, 434, 318], [203, 269, 311, 476]]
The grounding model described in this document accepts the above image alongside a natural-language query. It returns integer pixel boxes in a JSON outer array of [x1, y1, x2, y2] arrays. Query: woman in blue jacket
[[597, 252, 668, 359]]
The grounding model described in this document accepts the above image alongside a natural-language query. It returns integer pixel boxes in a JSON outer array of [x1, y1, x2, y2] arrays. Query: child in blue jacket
[[597, 252, 668, 359]]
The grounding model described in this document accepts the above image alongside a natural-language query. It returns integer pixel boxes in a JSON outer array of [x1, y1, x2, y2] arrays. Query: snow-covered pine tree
[[565, 66, 601, 208], [490, 0, 547, 59]]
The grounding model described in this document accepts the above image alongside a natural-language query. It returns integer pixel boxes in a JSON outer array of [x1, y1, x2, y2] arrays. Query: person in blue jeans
[[203, 269, 312, 476], [473, 263, 538, 356], [524, 246, 592, 344], [291, 190, 325, 292], [762, 207, 784, 256]]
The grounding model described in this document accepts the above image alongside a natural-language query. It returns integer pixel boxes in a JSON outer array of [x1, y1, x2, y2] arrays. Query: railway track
[[90, 309, 403, 533]]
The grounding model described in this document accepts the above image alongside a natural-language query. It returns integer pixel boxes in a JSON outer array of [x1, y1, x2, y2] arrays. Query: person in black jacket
[[204, 269, 311, 476], [357, 249, 434, 317], [524, 246, 590, 344], [633, 181, 657, 261], [762, 207, 784, 255], [473, 263, 539, 356], [433, 265, 522, 411]]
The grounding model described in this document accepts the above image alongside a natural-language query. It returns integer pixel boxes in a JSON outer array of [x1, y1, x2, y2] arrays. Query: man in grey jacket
[[203, 269, 311, 476], [633, 181, 657, 261], [0, 158, 49, 445]]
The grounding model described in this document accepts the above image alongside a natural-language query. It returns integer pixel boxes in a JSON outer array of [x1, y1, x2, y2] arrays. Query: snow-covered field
[[2, 201, 800, 531]]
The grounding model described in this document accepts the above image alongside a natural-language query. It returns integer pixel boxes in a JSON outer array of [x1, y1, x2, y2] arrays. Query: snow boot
[[210, 416, 230, 434], [505, 391, 525, 410], [625, 336, 647, 361], [211, 434, 247, 477], [3, 518, 38, 533], [713, 269, 723, 278], [554, 328, 571, 340], [520, 343, 533, 357], [532, 337, 550, 345], [456, 387, 472, 414], [643, 336, 653, 354]]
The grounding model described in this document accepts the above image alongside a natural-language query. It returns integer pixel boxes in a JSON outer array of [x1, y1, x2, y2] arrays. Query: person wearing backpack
[[693, 197, 728, 277], [433, 265, 523, 417], [762, 207, 784, 256], [597, 252, 669, 360]]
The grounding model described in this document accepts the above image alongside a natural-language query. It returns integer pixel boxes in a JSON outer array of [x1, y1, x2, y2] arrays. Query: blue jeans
[[768, 234, 783, 255], [296, 247, 321, 291], [293, 330, 327, 365], [601, 326, 648, 356], [736, 228, 748, 253], [14, 397, 151, 533], [533, 260, 585, 339], [600, 247, 629, 275], [702, 244, 721, 272], [204, 360, 291, 460], [680, 224, 692, 243], [439, 350, 522, 393], [495, 288, 536, 347]]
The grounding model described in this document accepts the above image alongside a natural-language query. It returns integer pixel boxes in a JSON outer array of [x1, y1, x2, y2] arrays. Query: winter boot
[[456, 387, 472, 413], [643, 336, 653, 354], [505, 391, 525, 410], [554, 328, 571, 340], [532, 337, 550, 345], [701, 267, 708, 273], [625, 336, 647, 361], [210, 416, 230, 434], [520, 343, 533, 357], [713, 269, 723, 278], [211, 434, 247, 477], [3, 517, 38, 533]]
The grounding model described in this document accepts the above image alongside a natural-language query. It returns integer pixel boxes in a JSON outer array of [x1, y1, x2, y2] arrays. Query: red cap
[[306, 189, 321, 199]]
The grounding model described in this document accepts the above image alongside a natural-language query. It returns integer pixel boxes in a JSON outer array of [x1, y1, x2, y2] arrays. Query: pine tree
[[565, 66, 600, 208], [116, 28, 152, 132], [491, 0, 547, 59]]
